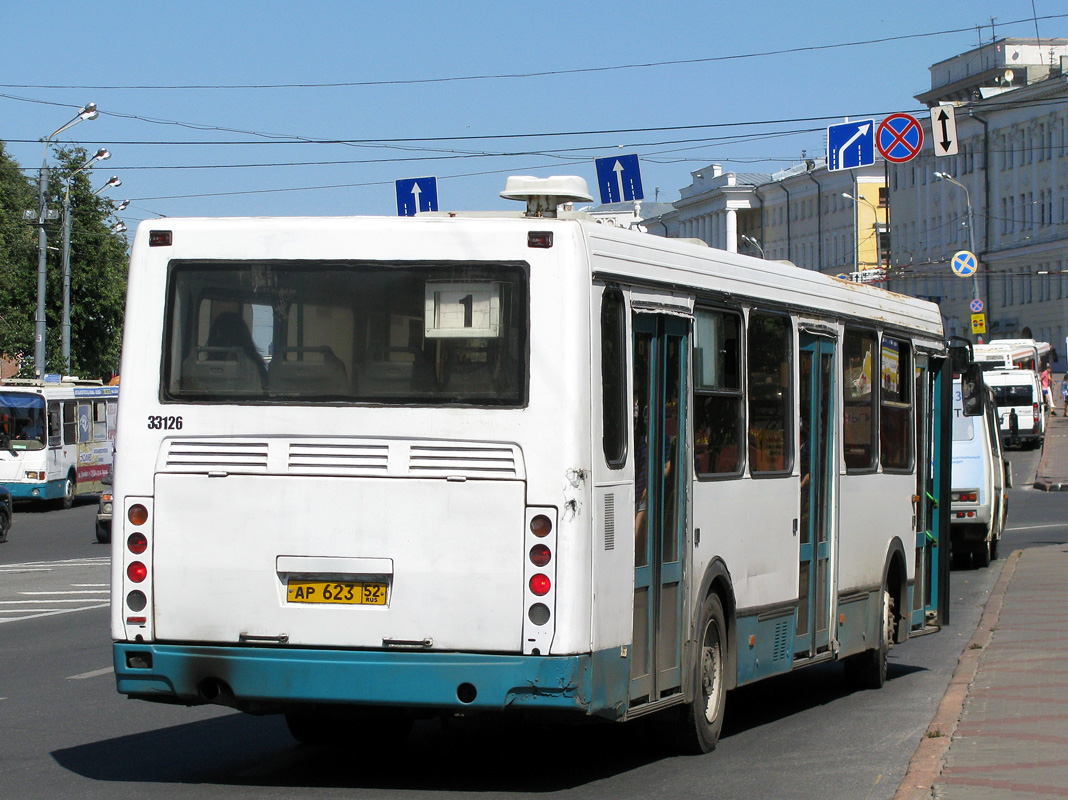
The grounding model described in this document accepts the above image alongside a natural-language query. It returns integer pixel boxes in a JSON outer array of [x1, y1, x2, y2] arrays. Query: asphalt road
[[1, 467, 1063, 800]]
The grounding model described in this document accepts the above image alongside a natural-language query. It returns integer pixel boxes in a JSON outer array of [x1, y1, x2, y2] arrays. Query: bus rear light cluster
[[955, 511, 977, 519], [523, 508, 558, 655], [952, 491, 978, 503], [1033, 403, 1040, 427], [123, 499, 154, 632]]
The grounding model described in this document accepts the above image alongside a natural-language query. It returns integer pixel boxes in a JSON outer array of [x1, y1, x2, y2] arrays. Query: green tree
[[48, 146, 129, 379], [0, 141, 128, 380], [0, 141, 38, 371]]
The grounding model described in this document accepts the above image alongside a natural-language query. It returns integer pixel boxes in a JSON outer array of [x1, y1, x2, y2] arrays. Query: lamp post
[[740, 234, 765, 258], [841, 192, 885, 273], [60, 150, 111, 373], [933, 171, 980, 299], [34, 103, 99, 378]]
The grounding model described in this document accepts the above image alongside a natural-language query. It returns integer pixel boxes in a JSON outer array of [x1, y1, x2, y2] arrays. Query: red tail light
[[127, 561, 148, 583], [127, 532, 148, 554], [529, 574, 551, 596]]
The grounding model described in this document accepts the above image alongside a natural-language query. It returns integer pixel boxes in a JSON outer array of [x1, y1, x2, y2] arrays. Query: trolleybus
[[0, 378, 118, 508], [111, 177, 951, 753]]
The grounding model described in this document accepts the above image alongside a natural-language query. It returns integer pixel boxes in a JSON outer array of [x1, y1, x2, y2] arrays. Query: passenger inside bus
[[181, 312, 268, 393]]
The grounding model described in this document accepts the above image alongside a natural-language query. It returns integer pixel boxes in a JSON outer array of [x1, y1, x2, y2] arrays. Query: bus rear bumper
[[113, 643, 625, 719]]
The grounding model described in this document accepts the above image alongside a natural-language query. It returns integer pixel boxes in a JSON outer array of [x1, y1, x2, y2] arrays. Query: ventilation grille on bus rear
[[407, 445, 518, 478], [164, 441, 269, 472], [288, 442, 389, 474]]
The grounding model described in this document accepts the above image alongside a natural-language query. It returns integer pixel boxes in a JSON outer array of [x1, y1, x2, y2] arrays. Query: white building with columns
[[656, 160, 888, 277]]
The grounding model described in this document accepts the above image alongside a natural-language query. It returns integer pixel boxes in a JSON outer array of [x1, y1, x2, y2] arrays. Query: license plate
[[286, 580, 387, 605]]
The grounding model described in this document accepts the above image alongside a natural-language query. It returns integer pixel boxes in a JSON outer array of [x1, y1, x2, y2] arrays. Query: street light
[[740, 234, 765, 258], [93, 176, 121, 195], [34, 103, 99, 378], [934, 171, 981, 310], [841, 192, 886, 273], [60, 149, 111, 373]]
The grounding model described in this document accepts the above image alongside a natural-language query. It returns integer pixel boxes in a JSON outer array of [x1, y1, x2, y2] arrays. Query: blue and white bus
[[0, 378, 118, 508], [111, 177, 951, 753]]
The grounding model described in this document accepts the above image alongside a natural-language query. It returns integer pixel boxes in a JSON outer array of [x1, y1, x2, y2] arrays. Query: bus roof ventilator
[[500, 175, 593, 218]]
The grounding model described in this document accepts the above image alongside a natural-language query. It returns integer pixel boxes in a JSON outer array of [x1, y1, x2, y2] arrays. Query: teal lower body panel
[[734, 611, 796, 685], [114, 643, 628, 719], [7, 479, 60, 501]]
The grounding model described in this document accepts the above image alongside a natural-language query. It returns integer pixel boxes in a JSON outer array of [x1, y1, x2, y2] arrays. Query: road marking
[[1005, 523, 1068, 531], [0, 603, 109, 625], [67, 667, 114, 680], [20, 590, 109, 596]]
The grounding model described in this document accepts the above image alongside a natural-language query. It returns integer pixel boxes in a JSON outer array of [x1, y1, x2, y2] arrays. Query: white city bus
[[111, 178, 950, 753], [0, 378, 118, 508]]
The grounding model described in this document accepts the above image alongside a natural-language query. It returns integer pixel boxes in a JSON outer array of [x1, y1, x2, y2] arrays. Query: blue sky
[[1, 1, 1064, 229]]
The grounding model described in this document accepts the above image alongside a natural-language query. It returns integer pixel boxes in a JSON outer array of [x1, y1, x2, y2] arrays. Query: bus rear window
[[163, 261, 528, 406]]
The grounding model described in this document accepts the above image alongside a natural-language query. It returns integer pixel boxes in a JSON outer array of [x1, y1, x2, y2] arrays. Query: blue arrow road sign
[[396, 177, 438, 216], [595, 154, 644, 204], [827, 120, 875, 171], [951, 250, 978, 277]]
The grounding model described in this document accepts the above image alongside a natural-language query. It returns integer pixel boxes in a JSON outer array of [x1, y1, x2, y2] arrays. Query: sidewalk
[[895, 412, 1068, 799]]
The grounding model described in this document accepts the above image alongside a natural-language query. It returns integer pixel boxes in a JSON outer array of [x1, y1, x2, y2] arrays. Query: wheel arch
[[882, 537, 909, 645], [694, 557, 738, 690]]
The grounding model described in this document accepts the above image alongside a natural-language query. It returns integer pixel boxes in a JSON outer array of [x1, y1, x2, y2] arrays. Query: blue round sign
[[952, 250, 977, 278]]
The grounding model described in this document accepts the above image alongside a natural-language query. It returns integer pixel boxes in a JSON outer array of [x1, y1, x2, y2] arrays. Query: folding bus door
[[630, 313, 689, 705], [796, 333, 835, 659]]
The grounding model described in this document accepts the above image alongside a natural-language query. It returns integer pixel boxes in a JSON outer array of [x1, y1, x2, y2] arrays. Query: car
[[0, 484, 12, 544], [96, 469, 113, 544]]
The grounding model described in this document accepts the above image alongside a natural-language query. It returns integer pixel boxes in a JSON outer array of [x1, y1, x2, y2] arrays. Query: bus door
[[796, 333, 835, 659], [912, 355, 940, 629], [630, 313, 689, 705]]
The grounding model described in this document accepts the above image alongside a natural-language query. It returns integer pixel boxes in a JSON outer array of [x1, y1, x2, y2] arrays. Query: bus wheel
[[845, 589, 891, 689], [675, 593, 727, 754], [975, 538, 991, 568], [57, 472, 75, 510], [0, 507, 9, 543]]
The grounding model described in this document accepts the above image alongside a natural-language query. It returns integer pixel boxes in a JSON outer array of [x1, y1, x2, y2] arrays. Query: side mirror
[[961, 363, 984, 416]]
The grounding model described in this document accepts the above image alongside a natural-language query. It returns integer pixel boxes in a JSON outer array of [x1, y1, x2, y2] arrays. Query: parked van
[[983, 368, 1046, 448], [951, 379, 1010, 567]]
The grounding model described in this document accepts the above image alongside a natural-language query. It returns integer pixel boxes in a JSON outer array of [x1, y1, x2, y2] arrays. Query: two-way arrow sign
[[932, 104, 958, 157]]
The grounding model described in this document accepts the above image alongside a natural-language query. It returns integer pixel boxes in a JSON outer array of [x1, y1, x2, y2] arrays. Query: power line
[[2, 14, 1065, 91]]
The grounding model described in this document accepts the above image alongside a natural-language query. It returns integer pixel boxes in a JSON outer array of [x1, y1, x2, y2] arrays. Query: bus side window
[[600, 288, 627, 469], [94, 401, 108, 441], [747, 311, 792, 474], [880, 336, 913, 471], [693, 307, 743, 476], [843, 328, 877, 471], [63, 402, 77, 445], [48, 402, 63, 448]]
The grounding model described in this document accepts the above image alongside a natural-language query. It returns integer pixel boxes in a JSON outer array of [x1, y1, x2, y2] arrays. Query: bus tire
[[57, 472, 76, 510], [675, 593, 727, 754], [974, 538, 991, 568], [0, 507, 9, 544], [845, 589, 891, 690]]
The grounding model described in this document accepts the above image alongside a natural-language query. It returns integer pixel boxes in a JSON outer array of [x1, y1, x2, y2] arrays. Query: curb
[[1033, 479, 1068, 492], [892, 549, 1020, 800]]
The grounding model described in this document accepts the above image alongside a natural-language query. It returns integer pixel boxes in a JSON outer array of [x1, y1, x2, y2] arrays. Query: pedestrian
[[1041, 366, 1054, 412], [1062, 378, 1068, 416]]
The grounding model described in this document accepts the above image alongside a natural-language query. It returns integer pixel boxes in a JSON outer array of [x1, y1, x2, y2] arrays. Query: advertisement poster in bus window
[[881, 338, 901, 397]]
